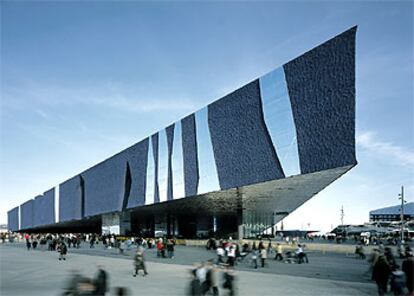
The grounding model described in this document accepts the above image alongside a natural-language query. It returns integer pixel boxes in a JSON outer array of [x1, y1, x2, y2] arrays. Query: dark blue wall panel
[[59, 175, 83, 222], [83, 154, 126, 217], [7, 207, 19, 231], [166, 124, 174, 201], [125, 138, 149, 209], [33, 195, 43, 227], [284, 27, 357, 174], [151, 133, 160, 203], [33, 188, 55, 227], [62, 138, 149, 218], [208, 80, 285, 190], [181, 114, 199, 197], [20, 199, 34, 230]]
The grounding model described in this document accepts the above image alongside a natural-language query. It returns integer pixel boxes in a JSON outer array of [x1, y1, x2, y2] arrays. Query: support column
[[237, 209, 244, 240]]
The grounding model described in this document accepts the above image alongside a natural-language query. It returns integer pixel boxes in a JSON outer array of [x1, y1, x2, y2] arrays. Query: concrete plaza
[[0, 243, 377, 296]]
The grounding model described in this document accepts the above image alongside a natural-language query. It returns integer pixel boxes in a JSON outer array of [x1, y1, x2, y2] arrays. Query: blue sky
[[1, 1, 413, 231]]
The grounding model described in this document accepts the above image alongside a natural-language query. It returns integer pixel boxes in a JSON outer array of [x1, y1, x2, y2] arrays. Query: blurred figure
[[62, 270, 82, 295], [26, 237, 31, 251], [201, 262, 212, 295], [296, 244, 305, 264], [251, 248, 259, 269], [133, 246, 148, 277], [373, 255, 391, 296], [93, 265, 108, 296], [156, 239, 164, 258], [369, 248, 381, 280], [385, 247, 398, 270], [188, 269, 201, 296], [62, 270, 94, 296], [355, 244, 366, 260], [227, 246, 236, 267], [167, 239, 175, 259], [260, 247, 267, 268], [390, 269, 407, 296], [32, 239, 38, 250], [114, 287, 129, 296], [210, 264, 220, 296], [58, 241, 68, 261], [274, 243, 283, 261], [222, 266, 235, 296], [402, 251, 413, 296], [119, 240, 125, 255], [216, 245, 225, 265]]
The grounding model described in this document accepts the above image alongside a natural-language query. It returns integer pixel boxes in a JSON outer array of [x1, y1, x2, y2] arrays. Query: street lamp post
[[398, 186, 406, 242]]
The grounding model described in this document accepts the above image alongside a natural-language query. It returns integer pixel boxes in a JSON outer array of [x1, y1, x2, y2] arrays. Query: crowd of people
[[365, 243, 413, 296], [208, 238, 310, 268], [189, 261, 235, 296]]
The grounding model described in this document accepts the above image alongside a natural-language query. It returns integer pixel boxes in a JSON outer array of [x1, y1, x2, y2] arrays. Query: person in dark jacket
[[93, 265, 108, 296], [402, 251, 414, 295], [373, 255, 391, 296], [189, 269, 201, 296], [222, 266, 235, 296], [58, 242, 68, 261]]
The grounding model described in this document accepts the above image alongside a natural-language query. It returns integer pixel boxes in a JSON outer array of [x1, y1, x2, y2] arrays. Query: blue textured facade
[[181, 114, 199, 197], [42, 188, 55, 226], [20, 200, 34, 230], [208, 80, 285, 190], [59, 175, 83, 222], [124, 139, 149, 209], [33, 189, 55, 227], [83, 154, 126, 217], [7, 207, 19, 231], [284, 27, 357, 174]]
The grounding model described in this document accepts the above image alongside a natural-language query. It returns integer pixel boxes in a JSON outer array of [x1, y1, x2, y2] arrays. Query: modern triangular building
[[8, 27, 357, 238]]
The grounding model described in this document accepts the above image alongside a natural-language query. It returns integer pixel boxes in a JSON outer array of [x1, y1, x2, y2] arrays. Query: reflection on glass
[[145, 137, 155, 205], [172, 121, 185, 199], [195, 107, 220, 195], [259, 67, 301, 177], [158, 129, 169, 202], [243, 211, 273, 238]]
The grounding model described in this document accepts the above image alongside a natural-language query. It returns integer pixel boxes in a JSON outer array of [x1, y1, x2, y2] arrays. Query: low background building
[[370, 202, 414, 222]]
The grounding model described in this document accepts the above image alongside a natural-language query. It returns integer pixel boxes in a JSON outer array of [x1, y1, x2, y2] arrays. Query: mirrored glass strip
[[172, 121, 185, 199], [158, 129, 169, 202], [195, 107, 220, 194], [259, 67, 301, 177], [145, 137, 155, 205]]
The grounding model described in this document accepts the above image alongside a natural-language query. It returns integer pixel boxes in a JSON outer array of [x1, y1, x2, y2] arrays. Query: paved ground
[[0, 243, 377, 296], [4, 241, 376, 282]]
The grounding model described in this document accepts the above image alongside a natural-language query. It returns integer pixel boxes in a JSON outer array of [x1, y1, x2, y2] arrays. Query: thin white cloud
[[2, 79, 197, 114], [357, 130, 414, 166]]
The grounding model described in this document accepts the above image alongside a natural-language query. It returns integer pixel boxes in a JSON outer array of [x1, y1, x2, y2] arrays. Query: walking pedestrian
[[260, 247, 267, 268], [26, 237, 31, 251], [58, 241, 68, 261], [133, 247, 148, 277], [227, 246, 236, 267], [188, 269, 201, 296], [402, 251, 413, 295], [216, 245, 225, 265], [373, 255, 391, 296], [274, 243, 283, 261], [222, 266, 235, 296], [93, 265, 109, 296], [167, 239, 175, 259]]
